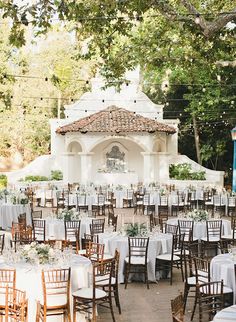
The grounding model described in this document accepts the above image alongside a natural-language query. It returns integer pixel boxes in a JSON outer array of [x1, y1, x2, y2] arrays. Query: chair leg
[[114, 286, 121, 314], [191, 290, 197, 321], [109, 294, 116, 322], [124, 264, 129, 289], [183, 283, 190, 313], [73, 298, 77, 322]]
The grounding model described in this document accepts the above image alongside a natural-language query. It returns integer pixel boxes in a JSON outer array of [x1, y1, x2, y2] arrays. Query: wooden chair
[[171, 195, 185, 216], [64, 220, 80, 252], [108, 214, 118, 232], [18, 213, 27, 229], [72, 258, 116, 322], [213, 195, 225, 217], [5, 286, 28, 322], [86, 241, 105, 262], [156, 233, 184, 285], [171, 293, 184, 322], [182, 242, 199, 312], [44, 190, 54, 208], [197, 281, 224, 322], [11, 223, 33, 251], [123, 189, 134, 208], [77, 194, 89, 212], [191, 257, 233, 321], [164, 223, 178, 235], [124, 237, 150, 289], [178, 220, 197, 242], [90, 219, 105, 235], [33, 219, 46, 242], [0, 269, 16, 315], [31, 210, 43, 219], [0, 234, 4, 255], [143, 194, 155, 216], [92, 194, 105, 216], [36, 268, 71, 321], [201, 220, 222, 256]]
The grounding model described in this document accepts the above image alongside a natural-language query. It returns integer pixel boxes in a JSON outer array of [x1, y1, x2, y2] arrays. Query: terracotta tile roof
[[56, 106, 176, 135]]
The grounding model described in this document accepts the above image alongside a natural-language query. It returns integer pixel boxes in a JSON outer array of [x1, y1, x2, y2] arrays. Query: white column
[[141, 152, 157, 184], [62, 152, 76, 184], [78, 152, 94, 184], [157, 153, 170, 183]]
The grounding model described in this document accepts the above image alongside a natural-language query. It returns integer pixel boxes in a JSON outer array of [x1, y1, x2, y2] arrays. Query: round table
[[45, 217, 93, 240], [99, 232, 173, 283], [211, 253, 236, 303], [167, 218, 231, 240], [0, 254, 91, 321], [0, 203, 32, 229], [213, 305, 236, 321]]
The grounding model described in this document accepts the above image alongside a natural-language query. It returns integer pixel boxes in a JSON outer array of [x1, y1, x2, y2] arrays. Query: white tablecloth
[[45, 217, 93, 240], [213, 305, 236, 321], [167, 218, 231, 240], [99, 232, 172, 283], [0, 203, 32, 229], [0, 254, 91, 321], [211, 254, 236, 303]]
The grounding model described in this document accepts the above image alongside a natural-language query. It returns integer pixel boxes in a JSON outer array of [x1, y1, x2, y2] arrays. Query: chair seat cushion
[[72, 287, 107, 299], [201, 236, 220, 242], [124, 256, 149, 265], [96, 276, 116, 286], [222, 233, 233, 239], [156, 254, 180, 261], [40, 294, 68, 307], [187, 276, 196, 285]]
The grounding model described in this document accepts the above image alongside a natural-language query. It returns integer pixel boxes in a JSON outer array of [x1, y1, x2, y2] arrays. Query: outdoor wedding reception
[[0, 1, 235, 322]]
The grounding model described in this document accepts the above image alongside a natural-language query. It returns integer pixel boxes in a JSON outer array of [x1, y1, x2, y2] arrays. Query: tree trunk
[[57, 91, 61, 119], [192, 115, 202, 165]]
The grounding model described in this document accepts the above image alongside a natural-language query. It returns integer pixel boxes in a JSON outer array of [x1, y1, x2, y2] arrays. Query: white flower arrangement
[[10, 192, 28, 205], [57, 208, 80, 221], [188, 209, 209, 222], [21, 242, 56, 264]]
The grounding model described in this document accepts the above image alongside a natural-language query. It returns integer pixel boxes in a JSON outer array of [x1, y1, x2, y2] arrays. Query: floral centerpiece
[[21, 242, 55, 264], [188, 209, 209, 222], [57, 208, 80, 221], [125, 223, 148, 237], [10, 192, 28, 205]]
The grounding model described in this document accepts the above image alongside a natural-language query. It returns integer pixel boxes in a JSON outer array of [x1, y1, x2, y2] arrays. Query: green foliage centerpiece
[[125, 223, 148, 237], [188, 209, 209, 222], [21, 242, 55, 265], [57, 208, 80, 221]]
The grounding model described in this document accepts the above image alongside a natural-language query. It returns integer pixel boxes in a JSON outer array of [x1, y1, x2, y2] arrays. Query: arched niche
[[67, 141, 82, 153], [153, 139, 166, 153]]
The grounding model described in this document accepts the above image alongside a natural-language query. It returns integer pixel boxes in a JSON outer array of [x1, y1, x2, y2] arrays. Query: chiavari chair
[[36, 268, 71, 321], [5, 286, 28, 322], [124, 237, 150, 289], [33, 219, 46, 242], [90, 219, 105, 235], [0, 269, 16, 316], [72, 258, 116, 322], [64, 220, 80, 252]]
